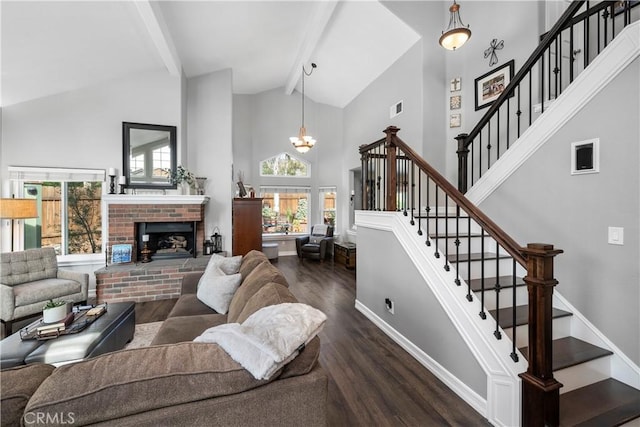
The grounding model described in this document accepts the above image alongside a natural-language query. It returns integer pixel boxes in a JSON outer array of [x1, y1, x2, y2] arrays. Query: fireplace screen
[[137, 221, 196, 261]]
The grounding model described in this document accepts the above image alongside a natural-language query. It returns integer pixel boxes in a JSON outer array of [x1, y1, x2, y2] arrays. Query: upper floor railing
[[456, 0, 638, 193]]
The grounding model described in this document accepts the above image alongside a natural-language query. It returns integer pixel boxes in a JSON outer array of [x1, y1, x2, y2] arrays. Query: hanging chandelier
[[290, 63, 317, 154], [439, 1, 471, 51]]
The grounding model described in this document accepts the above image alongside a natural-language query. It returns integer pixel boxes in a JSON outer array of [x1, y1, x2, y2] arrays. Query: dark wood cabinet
[[334, 242, 356, 270], [232, 198, 263, 256]]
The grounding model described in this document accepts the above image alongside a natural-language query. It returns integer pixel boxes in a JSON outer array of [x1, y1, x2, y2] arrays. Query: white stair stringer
[[355, 210, 528, 427], [466, 21, 640, 205]]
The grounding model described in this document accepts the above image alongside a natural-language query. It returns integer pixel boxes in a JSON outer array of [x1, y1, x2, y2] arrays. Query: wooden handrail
[[463, 1, 585, 146], [384, 126, 526, 267]]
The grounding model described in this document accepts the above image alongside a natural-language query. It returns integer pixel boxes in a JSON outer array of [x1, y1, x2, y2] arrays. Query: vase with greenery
[[166, 166, 196, 194], [42, 299, 68, 323]]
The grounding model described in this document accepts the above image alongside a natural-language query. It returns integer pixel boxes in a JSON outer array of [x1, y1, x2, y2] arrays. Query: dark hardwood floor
[[136, 255, 489, 426]]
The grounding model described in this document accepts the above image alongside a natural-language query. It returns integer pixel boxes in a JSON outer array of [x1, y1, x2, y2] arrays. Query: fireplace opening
[[137, 221, 197, 261]]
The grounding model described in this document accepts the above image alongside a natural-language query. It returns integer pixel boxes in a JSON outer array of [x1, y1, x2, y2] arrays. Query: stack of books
[[37, 312, 75, 338]]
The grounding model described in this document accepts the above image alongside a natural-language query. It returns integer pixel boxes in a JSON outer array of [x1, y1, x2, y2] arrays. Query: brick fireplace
[[95, 194, 210, 303]]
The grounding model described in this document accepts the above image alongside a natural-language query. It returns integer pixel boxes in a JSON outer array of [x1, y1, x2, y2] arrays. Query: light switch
[[608, 227, 624, 245]]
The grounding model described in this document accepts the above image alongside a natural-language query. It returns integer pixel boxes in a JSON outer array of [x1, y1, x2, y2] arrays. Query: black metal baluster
[[479, 228, 486, 319], [570, 26, 575, 83], [496, 111, 500, 160], [494, 245, 502, 340], [603, 6, 610, 49], [434, 186, 439, 258], [471, 138, 475, 185], [417, 167, 423, 236], [597, 7, 601, 54], [455, 206, 461, 286], [559, 32, 563, 95], [487, 122, 491, 171], [541, 52, 545, 114], [444, 194, 450, 271], [517, 85, 522, 138], [585, 10, 590, 70], [510, 259, 519, 362], [479, 132, 483, 178], [425, 176, 431, 246], [506, 99, 510, 150], [554, 35, 559, 99], [529, 73, 533, 125], [410, 162, 415, 224], [466, 214, 472, 302]]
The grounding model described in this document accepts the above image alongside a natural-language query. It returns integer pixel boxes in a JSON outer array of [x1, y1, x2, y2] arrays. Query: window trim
[[8, 166, 105, 262]]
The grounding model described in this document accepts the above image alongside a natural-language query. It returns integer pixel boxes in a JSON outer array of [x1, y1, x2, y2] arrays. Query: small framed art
[[474, 59, 514, 110], [450, 95, 461, 110], [450, 113, 461, 128], [111, 244, 132, 264]]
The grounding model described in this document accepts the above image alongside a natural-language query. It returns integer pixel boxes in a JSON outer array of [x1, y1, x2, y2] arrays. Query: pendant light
[[290, 63, 317, 154], [439, 1, 471, 51]]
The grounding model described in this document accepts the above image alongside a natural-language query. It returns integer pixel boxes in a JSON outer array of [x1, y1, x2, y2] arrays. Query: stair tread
[[520, 336, 613, 371], [560, 378, 640, 426], [447, 252, 512, 262], [488, 305, 572, 329], [469, 275, 526, 291]]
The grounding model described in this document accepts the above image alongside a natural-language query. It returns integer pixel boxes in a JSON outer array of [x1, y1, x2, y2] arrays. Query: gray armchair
[[0, 247, 88, 336], [296, 224, 334, 262]]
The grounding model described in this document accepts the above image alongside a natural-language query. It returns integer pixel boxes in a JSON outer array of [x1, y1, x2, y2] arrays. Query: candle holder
[[140, 234, 152, 263], [118, 178, 127, 194], [108, 175, 116, 194]]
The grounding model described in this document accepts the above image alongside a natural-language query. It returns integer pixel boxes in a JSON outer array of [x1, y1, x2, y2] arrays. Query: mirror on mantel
[[122, 122, 177, 190]]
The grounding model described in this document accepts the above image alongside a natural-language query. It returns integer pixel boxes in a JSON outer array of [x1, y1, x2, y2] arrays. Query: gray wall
[[187, 69, 234, 251], [480, 58, 640, 364], [357, 226, 487, 398], [232, 87, 344, 228]]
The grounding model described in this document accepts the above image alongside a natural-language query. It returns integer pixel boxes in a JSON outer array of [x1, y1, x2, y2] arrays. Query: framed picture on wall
[[450, 113, 461, 128], [450, 95, 461, 110], [111, 244, 132, 264], [474, 59, 514, 110]]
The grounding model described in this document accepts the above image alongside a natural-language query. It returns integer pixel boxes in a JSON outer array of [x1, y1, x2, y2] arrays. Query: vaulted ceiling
[[1, 1, 422, 108]]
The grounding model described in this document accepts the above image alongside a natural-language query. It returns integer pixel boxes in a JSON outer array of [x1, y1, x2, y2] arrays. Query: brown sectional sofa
[[1, 250, 328, 426]]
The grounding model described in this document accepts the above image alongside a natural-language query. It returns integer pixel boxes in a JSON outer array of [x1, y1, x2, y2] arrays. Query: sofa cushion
[[13, 278, 82, 307], [280, 336, 321, 379], [234, 282, 297, 324], [227, 261, 289, 323], [23, 343, 276, 426], [239, 250, 269, 279], [196, 266, 242, 314], [207, 254, 243, 275], [167, 294, 216, 318], [151, 313, 227, 345], [0, 363, 55, 426], [0, 248, 58, 286]]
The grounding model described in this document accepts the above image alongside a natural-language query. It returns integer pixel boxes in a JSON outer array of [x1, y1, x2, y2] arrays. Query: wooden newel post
[[455, 133, 469, 194], [519, 243, 564, 427], [383, 126, 399, 211]]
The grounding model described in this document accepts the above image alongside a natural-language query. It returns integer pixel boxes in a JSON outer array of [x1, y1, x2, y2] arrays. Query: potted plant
[[166, 165, 196, 194], [42, 299, 68, 323]]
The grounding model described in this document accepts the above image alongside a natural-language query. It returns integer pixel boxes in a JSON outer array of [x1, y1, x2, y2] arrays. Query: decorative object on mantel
[[108, 167, 117, 194], [290, 63, 317, 154], [484, 38, 504, 67], [195, 177, 207, 195], [166, 165, 196, 195], [111, 244, 132, 264], [439, 1, 471, 51], [118, 176, 127, 194]]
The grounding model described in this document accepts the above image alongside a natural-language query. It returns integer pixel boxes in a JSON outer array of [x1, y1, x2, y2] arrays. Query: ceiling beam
[[134, 1, 182, 76], [285, 1, 339, 95]]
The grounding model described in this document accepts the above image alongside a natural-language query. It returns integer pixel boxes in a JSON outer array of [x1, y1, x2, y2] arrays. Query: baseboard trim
[[355, 299, 487, 417]]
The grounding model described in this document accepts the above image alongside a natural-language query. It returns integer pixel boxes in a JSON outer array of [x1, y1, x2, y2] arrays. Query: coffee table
[[0, 302, 135, 369]]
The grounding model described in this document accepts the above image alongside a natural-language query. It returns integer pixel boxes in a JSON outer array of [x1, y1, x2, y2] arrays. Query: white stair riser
[[433, 236, 498, 255], [504, 315, 572, 349], [423, 217, 476, 233], [454, 258, 519, 279], [555, 356, 612, 394], [475, 286, 528, 311]]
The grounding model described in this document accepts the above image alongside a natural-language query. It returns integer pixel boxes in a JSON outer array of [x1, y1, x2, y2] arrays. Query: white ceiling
[[1, 1, 421, 109]]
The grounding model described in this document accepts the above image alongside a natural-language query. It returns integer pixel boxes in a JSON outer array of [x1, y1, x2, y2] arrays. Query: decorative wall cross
[[484, 39, 504, 67]]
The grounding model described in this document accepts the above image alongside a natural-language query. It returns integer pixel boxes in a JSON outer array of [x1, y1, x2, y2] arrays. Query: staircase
[[430, 212, 640, 426], [357, 2, 639, 425]]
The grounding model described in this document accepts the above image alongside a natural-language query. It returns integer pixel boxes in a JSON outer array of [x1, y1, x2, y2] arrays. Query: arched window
[[260, 153, 310, 177]]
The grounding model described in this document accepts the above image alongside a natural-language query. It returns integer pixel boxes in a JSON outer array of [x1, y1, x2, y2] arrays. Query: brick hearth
[[96, 195, 209, 303]]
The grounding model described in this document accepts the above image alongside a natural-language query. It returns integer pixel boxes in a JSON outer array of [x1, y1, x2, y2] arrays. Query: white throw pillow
[[210, 253, 242, 275], [196, 265, 242, 314]]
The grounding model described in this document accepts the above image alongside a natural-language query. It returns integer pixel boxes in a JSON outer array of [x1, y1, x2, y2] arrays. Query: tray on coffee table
[[20, 303, 108, 341]]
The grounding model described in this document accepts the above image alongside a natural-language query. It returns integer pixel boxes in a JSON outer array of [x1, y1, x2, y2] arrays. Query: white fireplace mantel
[[103, 194, 210, 205]]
